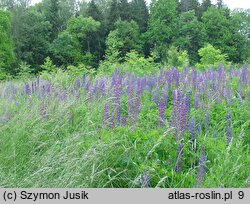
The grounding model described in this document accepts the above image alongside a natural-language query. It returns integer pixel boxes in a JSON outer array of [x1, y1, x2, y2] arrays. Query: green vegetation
[[0, 0, 249, 79], [0, 0, 249, 188], [0, 66, 249, 188]]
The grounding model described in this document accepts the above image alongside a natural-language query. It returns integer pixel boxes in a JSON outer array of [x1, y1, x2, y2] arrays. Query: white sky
[[30, 0, 249, 10]]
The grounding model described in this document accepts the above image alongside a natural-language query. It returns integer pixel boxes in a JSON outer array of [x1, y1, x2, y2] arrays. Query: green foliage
[[202, 6, 236, 62], [50, 16, 101, 67], [39, 57, 59, 81], [230, 9, 250, 63], [130, 0, 149, 32], [44, 0, 60, 40], [66, 15, 101, 64], [107, 0, 121, 31], [0, 10, 15, 76], [67, 63, 96, 77], [105, 20, 142, 61], [67, 16, 101, 40], [86, 0, 105, 65], [147, 0, 178, 62], [122, 51, 158, 76], [174, 10, 207, 64], [41, 57, 57, 73], [0, 0, 250, 78], [180, 0, 200, 15], [12, 8, 51, 71], [200, 0, 212, 16], [166, 46, 189, 69], [17, 61, 33, 79], [196, 44, 228, 69], [98, 50, 158, 76], [0, 66, 249, 187], [50, 31, 83, 66]]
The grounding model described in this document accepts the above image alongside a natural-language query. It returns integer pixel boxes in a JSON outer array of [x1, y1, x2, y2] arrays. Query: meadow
[[0, 66, 249, 188]]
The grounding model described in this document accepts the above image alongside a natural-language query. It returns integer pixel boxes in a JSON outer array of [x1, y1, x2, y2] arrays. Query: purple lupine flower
[[226, 111, 232, 145], [184, 76, 189, 89], [85, 81, 90, 92], [172, 67, 180, 87], [170, 90, 179, 129], [99, 79, 105, 98], [141, 172, 151, 188], [135, 82, 142, 117], [153, 86, 159, 106], [177, 90, 183, 107], [113, 75, 122, 125], [122, 116, 127, 126], [58, 91, 67, 101], [196, 150, 207, 188], [76, 77, 81, 89], [127, 84, 134, 120], [240, 67, 247, 86], [38, 85, 46, 98], [226, 88, 233, 105], [157, 68, 163, 87], [141, 75, 147, 92], [148, 75, 156, 91], [189, 116, 196, 140], [158, 98, 166, 127], [46, 83, 51, 94], [103, 104, 109, 126], [25, 83, 31, 95], [40, 101, 47, 119], [192, 67, 197, 90], [179, 101, 187, 132], [162, 90, 168, 108], [90, 80, 98, 98], [172, 90, 177, 106], [237, 85, 243, 105], [82, 74, 86, 87], [194, 93, 200, 109], [185, 92, 191, 113], [174, 142, 184, 173], [32, 82, 35, 94], [165, 69, 172, 89]]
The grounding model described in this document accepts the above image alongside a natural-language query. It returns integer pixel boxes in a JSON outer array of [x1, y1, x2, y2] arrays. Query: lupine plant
[[0, 66, 249, 188]]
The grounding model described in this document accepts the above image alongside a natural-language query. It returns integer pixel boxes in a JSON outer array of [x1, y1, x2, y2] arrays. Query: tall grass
[[0, 66, 249, 187]]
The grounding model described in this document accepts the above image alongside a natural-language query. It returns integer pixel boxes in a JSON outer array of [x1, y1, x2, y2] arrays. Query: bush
[[39, 57, 58, 81], [17, 62, 33, 80], [98, 51, 159, 76], [122, 51, 159, 76], [66, 64, 96, 77], [196, 44, 229, 70], [0, 71, 9, 80], [166, 46, 189, 70]]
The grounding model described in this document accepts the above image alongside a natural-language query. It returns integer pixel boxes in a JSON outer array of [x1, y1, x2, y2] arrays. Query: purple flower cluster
[[196, 150, 207, 187], [174, 142, 184, 173], [2, 66, 248, 142]]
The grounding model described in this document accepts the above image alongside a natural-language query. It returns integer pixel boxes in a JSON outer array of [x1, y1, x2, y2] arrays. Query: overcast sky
[[30, 0, 249, 10]]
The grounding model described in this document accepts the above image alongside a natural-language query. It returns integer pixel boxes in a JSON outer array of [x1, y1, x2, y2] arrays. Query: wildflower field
[[0, 66, 249, 188]]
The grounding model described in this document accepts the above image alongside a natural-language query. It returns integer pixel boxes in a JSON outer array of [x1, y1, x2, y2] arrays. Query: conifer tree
[[130, 0, 149, 32]]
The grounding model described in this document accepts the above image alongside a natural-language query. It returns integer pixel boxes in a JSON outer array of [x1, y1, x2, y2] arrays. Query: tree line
[[0, 0, 249, 78]]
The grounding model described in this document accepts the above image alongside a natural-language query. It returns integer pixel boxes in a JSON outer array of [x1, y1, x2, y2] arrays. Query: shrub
[[196, 44, 229, 70], [98, 51, 159, 76], [66, 64, 96, 77], [166, 46, 189, 69], [17, 62, 33, 79]]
